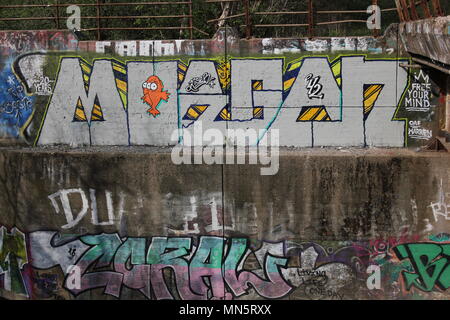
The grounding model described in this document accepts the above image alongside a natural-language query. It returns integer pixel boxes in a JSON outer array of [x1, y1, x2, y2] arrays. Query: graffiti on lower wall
[[429, 179, 450, 222], [0, 226, 362, 300], [18, 54, 413, 147], [3, 223, 450, 300], [393, 243, 450, 292]]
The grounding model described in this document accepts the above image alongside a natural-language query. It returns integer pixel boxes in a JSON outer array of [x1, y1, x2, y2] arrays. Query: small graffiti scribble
[[32, 74, 53, 96], [305, 73, 324, 99], [186, 72, 216, 93], [68, 247, 76, 259], [0, 70, 33, 137]]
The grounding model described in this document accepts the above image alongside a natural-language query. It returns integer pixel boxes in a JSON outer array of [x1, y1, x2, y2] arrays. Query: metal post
[[55, 0, 60, 29], [244, 0, 252, 39], [409, 0, 419, 20], [446, 75, 450, 133], [394, 0, 405, 22], [308, 0, 314, 38], [399, 0, 411, 21], [96, 0, 101, 40], [188, 0, 193, 40], [431, 0, 444, 17], [420, 0, 432, 18]]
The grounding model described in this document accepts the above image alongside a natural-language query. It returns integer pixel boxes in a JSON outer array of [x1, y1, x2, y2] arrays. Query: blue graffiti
[[0, 59, 34, 137]]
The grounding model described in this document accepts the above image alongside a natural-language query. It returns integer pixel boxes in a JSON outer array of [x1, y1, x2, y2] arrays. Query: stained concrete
[[0, 146, 448, 239]]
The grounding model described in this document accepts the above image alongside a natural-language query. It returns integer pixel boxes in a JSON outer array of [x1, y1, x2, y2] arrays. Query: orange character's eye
[[143, 82, 158, 90]]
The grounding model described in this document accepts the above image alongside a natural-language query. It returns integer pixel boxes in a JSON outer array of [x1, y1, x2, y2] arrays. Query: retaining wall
[[0, 29, 450, 300]]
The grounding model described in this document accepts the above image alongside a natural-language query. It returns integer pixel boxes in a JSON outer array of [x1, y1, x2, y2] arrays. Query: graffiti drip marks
[[429, 179, 450, 222]]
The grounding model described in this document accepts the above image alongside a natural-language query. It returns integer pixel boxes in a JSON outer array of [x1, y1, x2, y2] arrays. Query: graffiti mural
[[1, 223, 450, 300], [0, 31, 77, 138], [0, 63, 34, 137], [0, 227, 297, 300], [405, 70, 432, 112], [393, 242, 450, 292], [23, 54, 411, 147]]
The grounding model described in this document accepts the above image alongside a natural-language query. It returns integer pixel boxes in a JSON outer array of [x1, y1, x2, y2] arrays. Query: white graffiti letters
[[33, 55, 409, 148]]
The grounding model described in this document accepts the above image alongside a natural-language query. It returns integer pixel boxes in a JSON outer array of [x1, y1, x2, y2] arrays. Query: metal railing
[[394, 0, 445, 21], [0, 0, 445, 40], [206, 0, 400, 39], [0, 1, 209, 40]]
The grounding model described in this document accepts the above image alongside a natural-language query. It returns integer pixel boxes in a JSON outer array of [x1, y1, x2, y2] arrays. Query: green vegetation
[[0, 0, 448, 40]]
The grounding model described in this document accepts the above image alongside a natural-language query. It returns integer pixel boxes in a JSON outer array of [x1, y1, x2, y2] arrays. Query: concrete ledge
[[0, 146, 448, 239]]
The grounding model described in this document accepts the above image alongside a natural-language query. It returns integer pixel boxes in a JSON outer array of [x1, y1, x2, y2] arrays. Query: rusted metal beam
[[193, 26, 209, 36], [247, 24, 309, 28], [253, 11, 308, 15], [0, 2, 191, 8], [96, 0, 101, 41], [0, 17, 57, 21], [430, 0, 444, 16], [0, 15, 193, 21], [205, 0, 241, 2], [316, 10, 368, 14], [243, 0, 252, 39], [411, 57, 450, 75], [308, 0, 314, 38], [207, 13, 245, 23], [399, 0, 411, 21], [316, 20, 367, 25], [409, 0, 419, 20], [95, 27, 193, 31], [420, 0, 432, 18], [394, 0, 406, 21], [55, 0, 60, 29], [188, 0, 193, 39]]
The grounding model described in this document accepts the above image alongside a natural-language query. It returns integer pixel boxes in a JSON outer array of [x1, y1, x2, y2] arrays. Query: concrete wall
[[1, 30, 450, 301], [0, 147, 449, 300], [399, 16, 450, 66], [0, 30, 442, 148]]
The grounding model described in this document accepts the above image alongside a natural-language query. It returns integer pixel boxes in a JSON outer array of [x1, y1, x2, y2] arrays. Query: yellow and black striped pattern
[[252, 80, 263, 91], [253, 107, 263, 119], [79, 60, 92, 93], [178, 62, 187, 89], [331, 58, 341, 87], [363, 84, 384, 120], [90, 95, 104, 121], [297, 106, 331, 122], [73, 97, 87, 122], [183, 105, 209, 121], [215, 105, 231, 121], [283, 60, 302, 99], [111, 60, 127, 110], [217, 60, 230, 90]]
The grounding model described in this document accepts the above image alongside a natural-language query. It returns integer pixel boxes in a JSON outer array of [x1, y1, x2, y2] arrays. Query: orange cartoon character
[[141, 75, 170, 117]]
